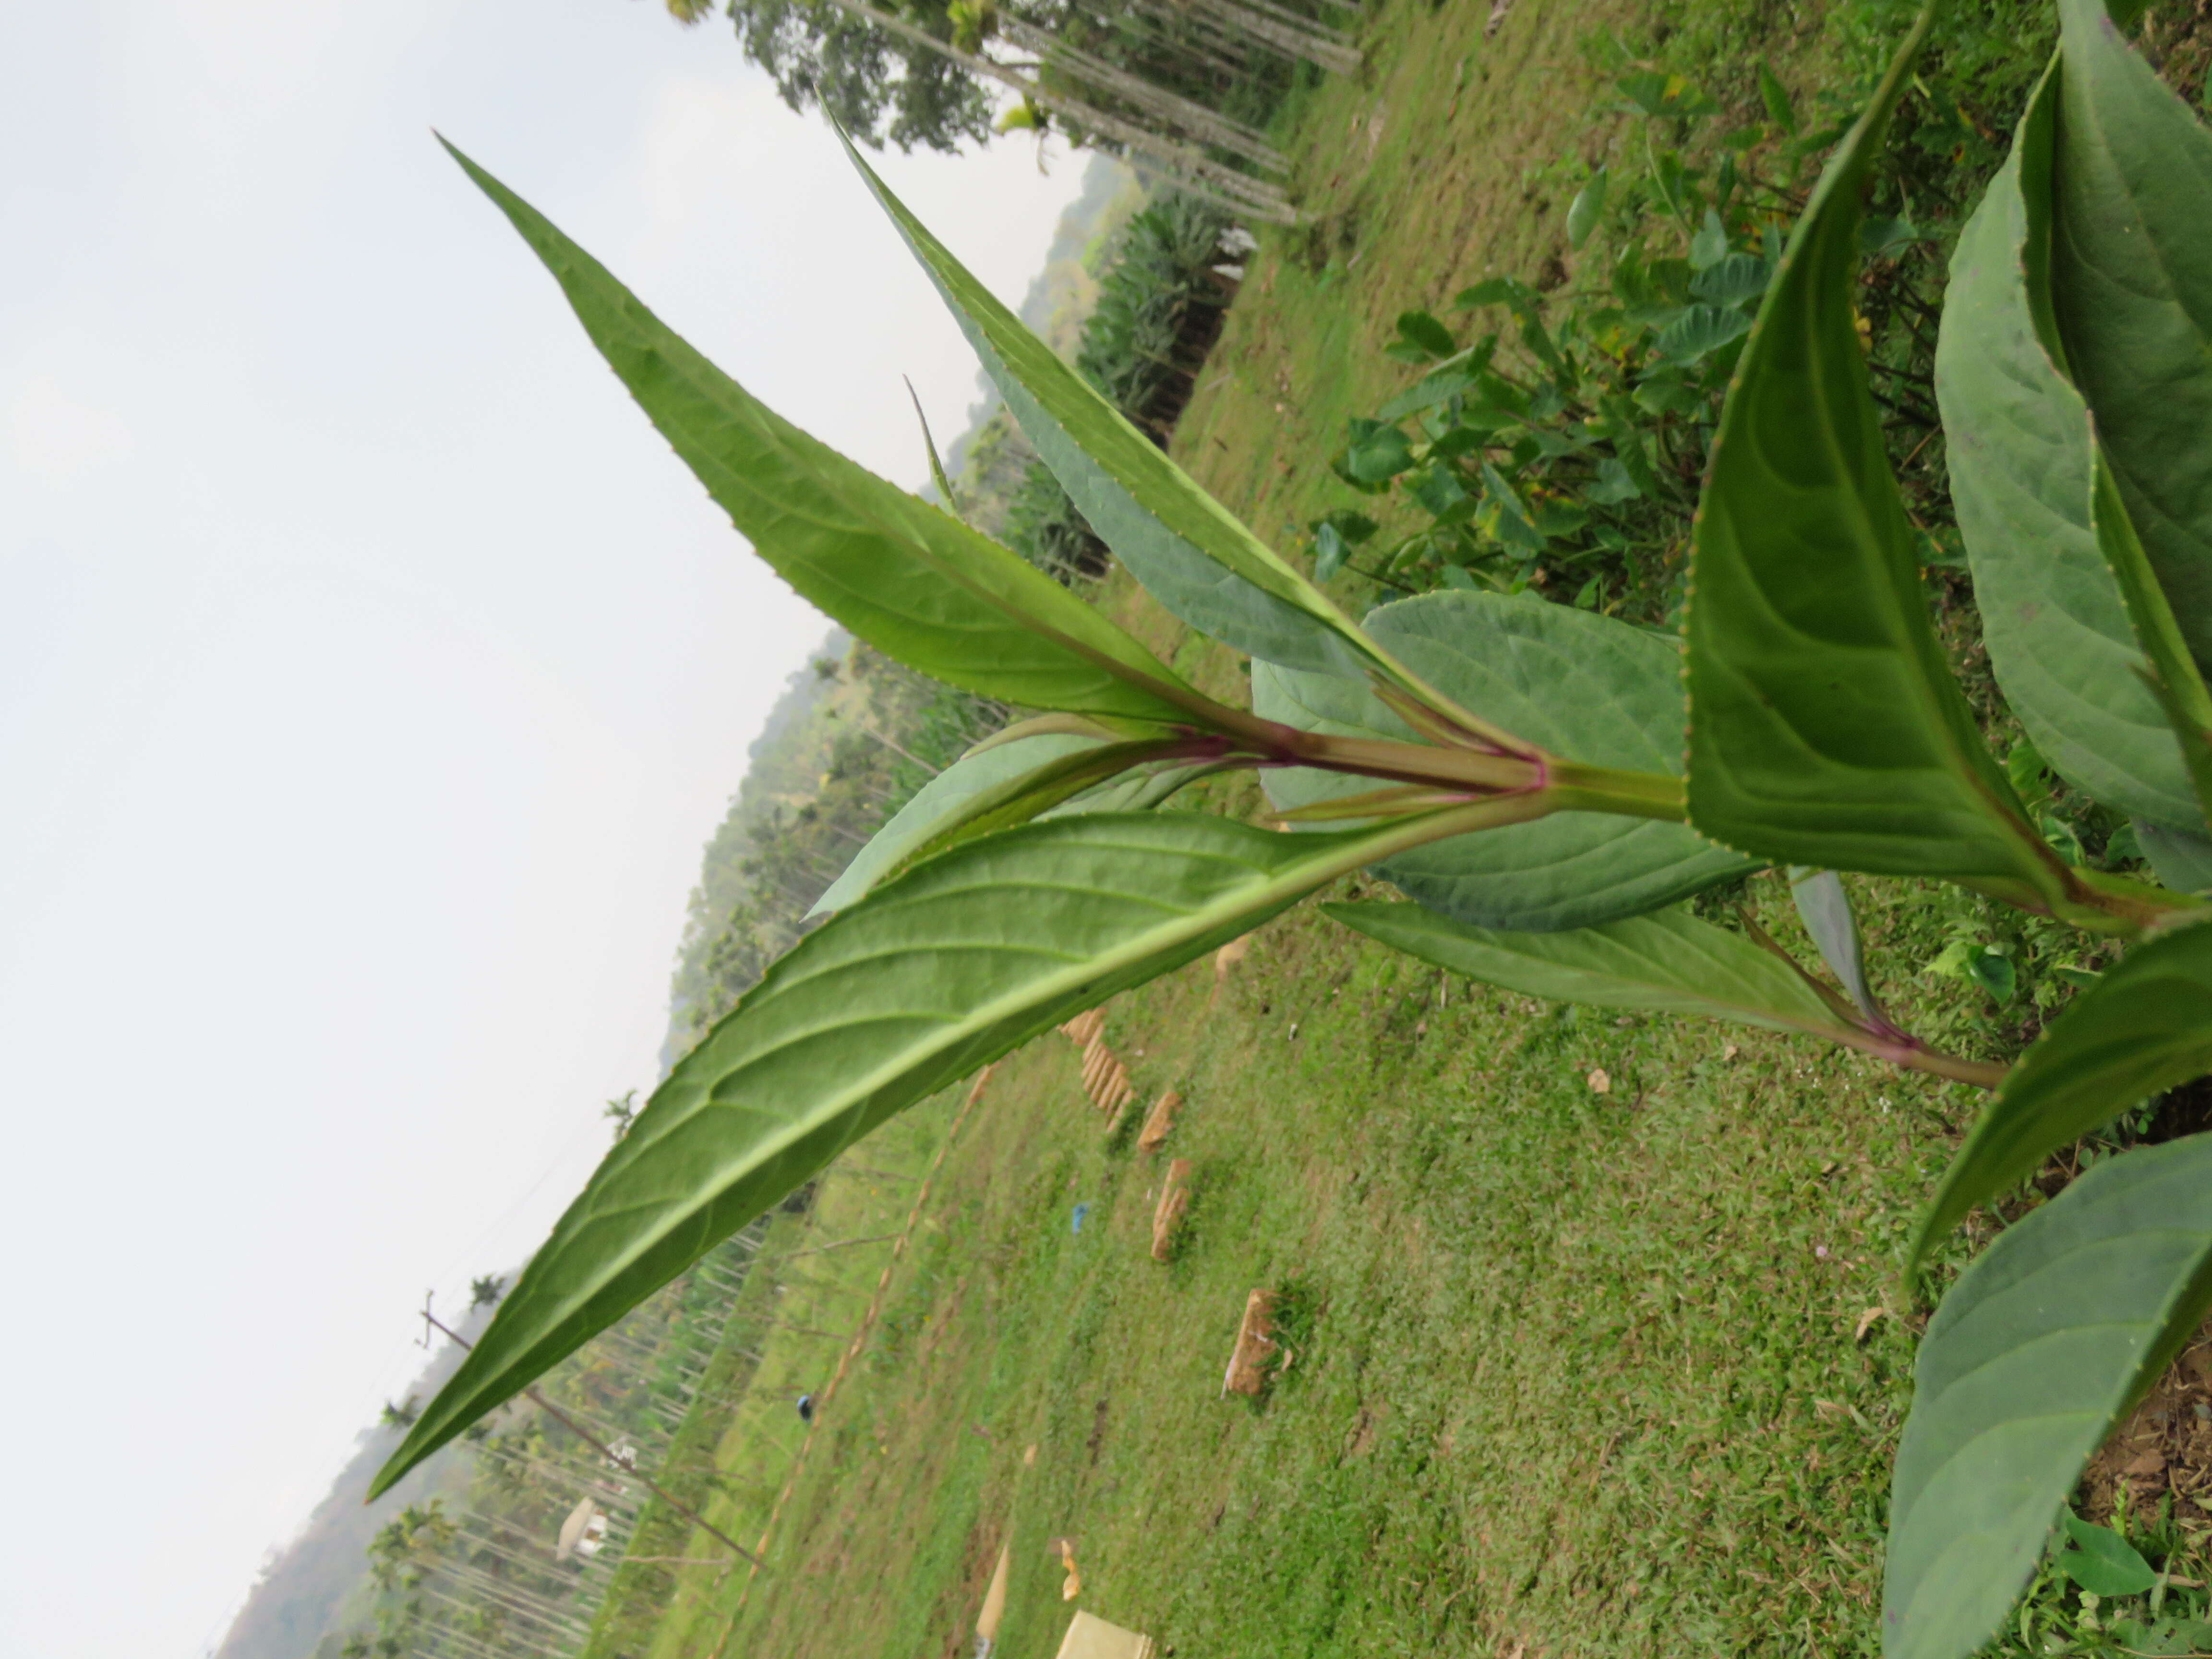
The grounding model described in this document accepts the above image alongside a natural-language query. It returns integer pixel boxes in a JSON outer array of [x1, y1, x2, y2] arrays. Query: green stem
[[1545, 759, 1689, 821], [1274, 728, 1544, 789], [2027, 867, 2210, 936]]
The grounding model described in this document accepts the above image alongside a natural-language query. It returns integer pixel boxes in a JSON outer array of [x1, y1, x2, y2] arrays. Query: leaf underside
[[1886, 1133, 2212, 1659], [371, 808, 1468, 1494], [1685, 9, 2055, 896], [1322, 900, 1850, 1037], [445, 140, 1196, 728], [1913, 917, 2212, 1265], [2140, 818, 2212, 893], [808, 733, 1103, 916], [1789, 869, 1876, 1018], [2050, 0, 2212, 676], [1256, 591, 1756, 930], [836, 128, 1508, 749], [1936, 82, 2199, 830]]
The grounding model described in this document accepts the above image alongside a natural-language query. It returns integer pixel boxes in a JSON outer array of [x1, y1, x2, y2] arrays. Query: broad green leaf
[[807, 733, 1100, 916], [1616, 70, 1719, 119], [1690, 211, 1730, 272], [1860, 216, 1921, 259], [2089, 443, 2212, 829], [1311, 522, 1352, 582], [1947, 65, 2212, 836], [1759, 61, 1798, 133], [1926, 938, 2019, 1004], [1655, 303, 1751, 362], [1342, 419, 1415, 484], [2140, 818, 2212, 892], [1938, 101, 2199, 830], [1912, 917, 2212, 1265], [445, 143, 1199, 728], [1686, 11, 2065, 909], [1394, 310, 1458, 360], [2111, 1613, 2212, 1655], [1255, 591, 1755, 930], [2050, 0, 2212, 673], [371, 804, 1509, 1495], [1567, 167, 1608, 249], [1885, 1133, 2212, 1659], [1790, 868, 1878, 1019], [1455, 276, 1530, 311], [1322, 900, 1851, 1036], [1689, 252, 1772, 306], [836, 133, 1517, 746], [1377, 368, 1479, 421], [2056, 1515, 2157, 1596]]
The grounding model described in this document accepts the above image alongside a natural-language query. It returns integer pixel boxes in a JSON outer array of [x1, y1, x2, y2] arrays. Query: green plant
[[377, 7, 2212, 1650], [1318, 45, 1952, 621], [996, 194, 1246, 586]]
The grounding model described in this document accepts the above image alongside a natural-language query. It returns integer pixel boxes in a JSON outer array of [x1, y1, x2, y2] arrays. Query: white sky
[[0, 5, 1087, 1655]]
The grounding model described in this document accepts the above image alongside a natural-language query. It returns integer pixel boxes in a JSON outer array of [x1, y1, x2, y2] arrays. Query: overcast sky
[[0, 4, 1088, 1655]]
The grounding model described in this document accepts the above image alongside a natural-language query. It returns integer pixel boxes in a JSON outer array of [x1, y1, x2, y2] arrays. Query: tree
[[669, 0, 994, 153], [662, 0, 1328, 219], [601, 1091, 637, 1142], [468, 1274, 507, 1309], [378, 1396, 420, 1431]]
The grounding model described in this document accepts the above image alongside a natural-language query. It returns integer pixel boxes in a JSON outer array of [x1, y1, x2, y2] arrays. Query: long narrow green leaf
[[1257, 592, 1755, 930], [2050, 0, 2212, 673], [370, 803, 1512, 1495], [808, 733, 1102, 916], [444, 141, 1201, 728], [1322, 901, 1852, 1036], [1886, 1133, 2212, 1659], [810, 732, 1220, 916], [1911, 917, 2212, 1266], [1936, 72, 2201, 830], [1790, 868, 1879, 1020], [1686, 11, 2062, 904], [836, 133, 1526, 750]]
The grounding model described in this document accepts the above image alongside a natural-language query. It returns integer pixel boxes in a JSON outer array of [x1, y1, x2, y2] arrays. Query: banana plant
[[375, 7, 2212, 1653]]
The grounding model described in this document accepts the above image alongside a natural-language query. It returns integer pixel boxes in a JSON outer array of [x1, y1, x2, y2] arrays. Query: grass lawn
[[582, 0, 2212, 1652]]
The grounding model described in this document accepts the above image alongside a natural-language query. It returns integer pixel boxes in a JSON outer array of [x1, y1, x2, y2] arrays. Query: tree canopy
[[667, 0, 996, 152]]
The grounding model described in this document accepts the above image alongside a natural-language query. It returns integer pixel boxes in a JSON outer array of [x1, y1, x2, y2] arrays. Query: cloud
[[4, 373, 134, 484]]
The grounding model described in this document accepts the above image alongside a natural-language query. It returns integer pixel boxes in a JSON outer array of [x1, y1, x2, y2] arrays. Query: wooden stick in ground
[[416, 1303, 764, 1569]]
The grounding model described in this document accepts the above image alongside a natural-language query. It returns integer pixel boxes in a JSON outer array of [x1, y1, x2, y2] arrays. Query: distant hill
[[212, 1300, 499, 1659], [661, 627, 851, 1058]]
